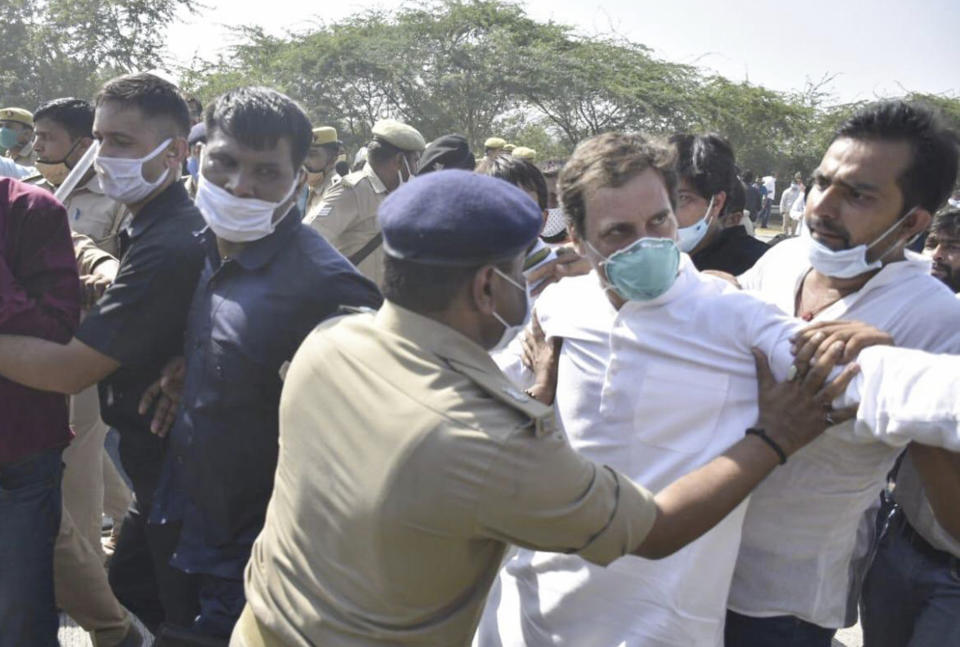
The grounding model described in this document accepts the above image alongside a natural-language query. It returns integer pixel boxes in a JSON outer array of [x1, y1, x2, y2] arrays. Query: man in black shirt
[[670, 134, 768, 275], [0, 73, 206, 632]]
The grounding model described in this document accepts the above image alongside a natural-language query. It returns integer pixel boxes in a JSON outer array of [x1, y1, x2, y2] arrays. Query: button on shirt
[[478, 256, 804, 647], [61, 174, 128, 256], [0, 178, 80, 464], [305, 163, 388, 285], [730, 237, 960, 628], [150, 209, 382, 578], [75, 182, 205, 453], [242, 302, 658, 646]]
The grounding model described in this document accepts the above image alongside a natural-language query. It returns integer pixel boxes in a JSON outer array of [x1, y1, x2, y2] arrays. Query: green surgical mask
[[588, 237, 681, 301]]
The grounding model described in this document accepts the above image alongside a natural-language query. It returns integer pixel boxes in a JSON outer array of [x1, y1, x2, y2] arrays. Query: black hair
[[34, 98, 94, 140], [205, 86, 313, 169], [186, 97, 203, 117], [931, 207, 960, 239], [670, 133, 737, 213], [382, 256, 511, 314], [741, 170, 755, 183], [367, 138, 405, 165], [727, 178, 747, 214], [475, 154, 548, 210], [335, 160, 350, 176], [834, 100, 959, 214], [95, 73, 191, 138]]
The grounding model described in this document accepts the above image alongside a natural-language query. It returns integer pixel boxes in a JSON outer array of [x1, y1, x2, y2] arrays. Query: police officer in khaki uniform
[[0, 107, 38, 167], [30, 98, 129, 256], [483, 135, 506, 160], [231, 170, 850, 647], [511, 145, 537, 162], [307, 119, 425, 285], [300, 126, 341, 216]]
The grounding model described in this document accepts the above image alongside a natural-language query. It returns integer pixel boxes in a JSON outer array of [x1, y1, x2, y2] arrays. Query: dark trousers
[[725, 609, 836, 647], [109, 433, 199, 633], [0, 449, 63, 647], [860, 506, 960, 647]]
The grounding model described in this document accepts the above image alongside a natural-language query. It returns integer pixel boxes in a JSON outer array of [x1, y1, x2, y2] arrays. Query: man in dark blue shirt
[[142, 87, 382, 643]]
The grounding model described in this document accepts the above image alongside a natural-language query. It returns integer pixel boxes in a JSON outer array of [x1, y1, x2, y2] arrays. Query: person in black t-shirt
[[670, 134, 769, 275]]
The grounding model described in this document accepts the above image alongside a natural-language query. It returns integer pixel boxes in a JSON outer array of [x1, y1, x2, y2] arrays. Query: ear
[[470, 265, 498, 316], [903, 208, 932, 240], [568, 225, 587, 257], [712, 191, 727, 219], [166, 137, 189, 167], [295, 166, 308, 192]]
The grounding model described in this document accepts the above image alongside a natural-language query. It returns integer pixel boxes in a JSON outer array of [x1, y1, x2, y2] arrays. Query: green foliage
[[0, 0, 195, 109]]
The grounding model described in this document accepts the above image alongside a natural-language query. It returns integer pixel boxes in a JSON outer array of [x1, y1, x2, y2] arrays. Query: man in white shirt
[[727, 100, 960, 646], [475, 133, 862, 647], [779, 173, 804, 236]]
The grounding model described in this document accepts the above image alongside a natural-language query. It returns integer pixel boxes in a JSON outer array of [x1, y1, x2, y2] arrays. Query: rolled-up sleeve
[[476, 427, 657, 566]]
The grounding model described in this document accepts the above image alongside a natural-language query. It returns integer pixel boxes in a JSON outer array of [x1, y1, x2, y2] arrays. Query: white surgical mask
[[677, 195, 715, 253], [94, 138, 172, 204], [490, 267, 532, 351], [195, 172, 298, 243], [804, 209, 915, 279]]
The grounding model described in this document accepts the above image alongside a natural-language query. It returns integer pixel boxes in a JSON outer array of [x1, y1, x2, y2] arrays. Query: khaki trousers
[[55, 385, 134, 647]]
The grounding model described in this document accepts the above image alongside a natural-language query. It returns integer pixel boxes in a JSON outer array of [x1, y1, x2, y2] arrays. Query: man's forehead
[[820, 137, 911, 184], [207, 128, 293, 165]]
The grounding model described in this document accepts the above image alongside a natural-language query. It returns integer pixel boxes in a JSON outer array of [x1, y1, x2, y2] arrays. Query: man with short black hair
[[0, 72, 206, 633], [671, 133, 768, 274], [727, 100, 960, 647], [925, 208, 960, 293], [307, 119, 425, 284], [141, 86, 382, 642]]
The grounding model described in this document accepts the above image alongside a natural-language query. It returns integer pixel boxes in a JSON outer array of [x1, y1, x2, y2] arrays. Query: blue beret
[[379, 169, 542, 266]]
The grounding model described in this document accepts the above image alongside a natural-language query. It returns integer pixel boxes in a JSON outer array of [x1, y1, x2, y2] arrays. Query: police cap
[[0, 108, 33, 128], [484, 136, 506, 150], [371, 119, 425, 152], [380, 169, 542, 267], [312, 126, 339, 147]]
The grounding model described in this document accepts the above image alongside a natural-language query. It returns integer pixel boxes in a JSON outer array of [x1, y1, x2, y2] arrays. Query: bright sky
[[165, 0, 959, 105]]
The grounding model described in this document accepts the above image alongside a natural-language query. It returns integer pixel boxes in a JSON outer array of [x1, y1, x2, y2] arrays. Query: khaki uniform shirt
[[305, 163, 388, 285], [241, 302, 657, 647], [27, 173, 128, 256], [72, 231, 114, 275], [303, 171, 337, 217]]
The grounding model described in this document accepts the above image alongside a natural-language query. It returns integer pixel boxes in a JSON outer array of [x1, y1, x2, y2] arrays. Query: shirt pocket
[[632, 361, 730, 455]]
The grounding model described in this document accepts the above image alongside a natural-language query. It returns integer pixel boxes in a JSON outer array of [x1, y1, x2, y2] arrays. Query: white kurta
[[730, 237, 960, 628], [478, 256, 804, 647]]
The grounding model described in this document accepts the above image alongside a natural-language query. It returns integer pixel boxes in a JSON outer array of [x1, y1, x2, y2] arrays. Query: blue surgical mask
[[186, 156, 199, 180], [588, 237, 681, 301], [677, 195, 715, 253], [0, 127, 19, 151]]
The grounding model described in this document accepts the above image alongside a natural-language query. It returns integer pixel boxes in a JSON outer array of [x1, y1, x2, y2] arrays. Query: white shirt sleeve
[[835, 346, 960, 449], [741, 291, 806, 381]]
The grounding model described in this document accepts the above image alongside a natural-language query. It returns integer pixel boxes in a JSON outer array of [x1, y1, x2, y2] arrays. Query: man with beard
[[926, 208, 960, 292]]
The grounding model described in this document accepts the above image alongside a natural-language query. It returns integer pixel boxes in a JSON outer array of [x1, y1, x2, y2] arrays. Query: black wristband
[[745, 427, 787, 465]]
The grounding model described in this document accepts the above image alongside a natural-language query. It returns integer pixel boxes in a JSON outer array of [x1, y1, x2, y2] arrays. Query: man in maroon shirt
[[0, 177, 81, 647]]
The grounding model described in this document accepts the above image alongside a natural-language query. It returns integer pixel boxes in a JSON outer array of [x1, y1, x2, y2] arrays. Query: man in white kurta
[[477, 253, 807, 647], [728, 235, 960, 630]]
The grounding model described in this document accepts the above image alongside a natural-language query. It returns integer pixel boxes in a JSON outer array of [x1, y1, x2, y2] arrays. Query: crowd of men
[[0, 72, 959, 647]]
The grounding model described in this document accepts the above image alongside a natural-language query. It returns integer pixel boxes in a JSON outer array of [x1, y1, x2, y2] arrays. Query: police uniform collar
[[228, 206, 302, 270], [362, 162, 388, 194], [126, 180, 190, 240], [375, 301, 500, 374]]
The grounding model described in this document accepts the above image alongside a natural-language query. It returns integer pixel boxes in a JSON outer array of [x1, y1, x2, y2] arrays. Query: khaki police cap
[[371, 119, 425, 152], [312, 126, 338, 147], [484, 137, 507, 150], [0, 108, 33, 128], [502, 143, 515, 153], [512, 146, 536, 161]]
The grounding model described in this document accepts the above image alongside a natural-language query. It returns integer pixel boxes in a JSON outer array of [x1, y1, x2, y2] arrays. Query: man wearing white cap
[[307, 119, 425, 284]]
